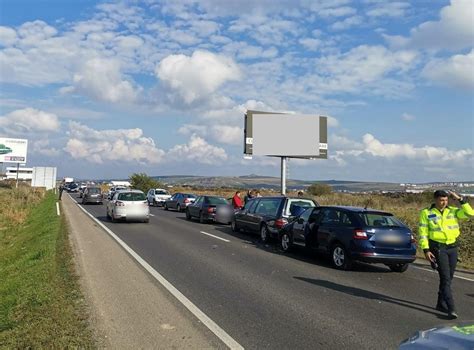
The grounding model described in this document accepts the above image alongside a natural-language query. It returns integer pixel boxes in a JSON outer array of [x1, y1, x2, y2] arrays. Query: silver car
[[106, 190, 150, 223], [82, 187, 103, 205], [164, 192, 197, 212]]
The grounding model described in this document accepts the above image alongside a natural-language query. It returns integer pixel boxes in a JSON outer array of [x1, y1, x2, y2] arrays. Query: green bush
[[307, 183, 332, 196], [129, 173, 164, 193]]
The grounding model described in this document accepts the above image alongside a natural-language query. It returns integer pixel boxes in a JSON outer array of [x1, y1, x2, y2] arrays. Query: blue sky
[[0, 0, 473, 182]]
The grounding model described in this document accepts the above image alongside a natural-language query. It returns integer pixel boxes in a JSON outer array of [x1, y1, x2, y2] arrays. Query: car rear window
[[118, 192, 146, 201], [285, 199, 316, 217], [206, 197, 229, 205], [155, 190, 168, 195], [88, 188, 101, 194], [357, 212, 405, 227], [255, 199, 280, 216], [184, 194, 196, 198]]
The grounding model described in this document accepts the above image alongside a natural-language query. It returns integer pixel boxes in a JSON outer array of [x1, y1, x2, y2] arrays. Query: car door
[[190, 196, 203, 217], [292, 207, 313, 246], [316, 208, 341, 252], [235, 199, 256, 230], [174, 193, 183, 209], [251, 198, 279, 233]]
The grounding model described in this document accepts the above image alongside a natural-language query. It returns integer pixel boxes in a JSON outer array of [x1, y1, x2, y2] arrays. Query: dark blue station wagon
[[279, 206, 417, 271]]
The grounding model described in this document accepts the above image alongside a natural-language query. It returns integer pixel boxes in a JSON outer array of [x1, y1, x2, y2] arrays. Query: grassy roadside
[[0, 187, 94, 348]]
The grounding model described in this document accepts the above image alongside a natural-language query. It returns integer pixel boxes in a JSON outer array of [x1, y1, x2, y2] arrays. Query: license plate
[[381, 235, 402, 243]]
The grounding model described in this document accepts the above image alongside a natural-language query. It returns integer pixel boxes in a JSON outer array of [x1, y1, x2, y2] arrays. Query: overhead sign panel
[[0, 137, 28, 164], [244, 111, 327, 158]]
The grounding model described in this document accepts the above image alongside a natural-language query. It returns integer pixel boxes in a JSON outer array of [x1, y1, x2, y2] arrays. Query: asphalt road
[[71, 194, 474, 349]]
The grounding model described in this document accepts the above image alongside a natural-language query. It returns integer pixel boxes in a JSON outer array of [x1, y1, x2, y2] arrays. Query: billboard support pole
[[15, 163, 19, 188], [281, 157, 287, 195]]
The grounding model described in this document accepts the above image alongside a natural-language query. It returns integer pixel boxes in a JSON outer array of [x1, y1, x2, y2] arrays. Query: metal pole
[[281, 156, 287, 195], [15, 163, 19, 188]]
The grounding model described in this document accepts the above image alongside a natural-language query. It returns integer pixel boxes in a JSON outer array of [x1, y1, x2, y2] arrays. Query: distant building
[[6, 166, 33, 181]]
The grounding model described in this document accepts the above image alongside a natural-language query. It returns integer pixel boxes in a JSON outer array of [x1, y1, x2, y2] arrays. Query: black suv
[[231, 196, 318, 242]]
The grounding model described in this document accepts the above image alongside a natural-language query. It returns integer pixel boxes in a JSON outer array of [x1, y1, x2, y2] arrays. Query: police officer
[[418, 190, 473, 319]]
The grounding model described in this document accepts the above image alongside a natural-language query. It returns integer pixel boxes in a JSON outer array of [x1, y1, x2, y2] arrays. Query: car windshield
[[206, 197, 229, 205], [118, 192, 146, 201], [88, 188, 101, 194], [156, 190, 168, 195], [357, 212, 405, 227]]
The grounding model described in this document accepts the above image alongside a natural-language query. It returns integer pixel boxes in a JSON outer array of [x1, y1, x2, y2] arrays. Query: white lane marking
[[200, 231, 230, 243], [150, 213, 155, 217], [56, 202, 61, 216], [72, 196, 243, 350], [412, 266, 474, 282]]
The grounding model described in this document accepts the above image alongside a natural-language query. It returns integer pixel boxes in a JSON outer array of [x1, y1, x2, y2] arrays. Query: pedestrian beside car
[[244, 190, 255, 204], [255, 190, 262, 198], [418, 190, 473, 319], [232, 191, 243, 209], [297, 190, 304, 197]]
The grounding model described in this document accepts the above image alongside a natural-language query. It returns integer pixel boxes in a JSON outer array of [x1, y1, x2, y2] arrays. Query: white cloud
[[401, 112, 415, 121], [70, 58, 140, 103], [32, 139, 61, 157], [167, 134, 228, 164], [366, 2, 410, 18], [0, 108, 60, 134], [318, 6, 356, 17], [177, 124, 208, 136], [65, 122, 165, 164], [362, 133, 472, 163], [211, 125, 242, 145], [422, 50, 474, 90], [384, 0, 474, 51], [156, 50, 241, 104], [331, 16, 363, 31], [17, 20, 58, 46], [0, 26, 17, 46], [299, 38, 321, 51]]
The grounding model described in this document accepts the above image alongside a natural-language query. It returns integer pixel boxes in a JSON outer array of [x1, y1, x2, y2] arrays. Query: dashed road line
[[200, 231, 230, 243]]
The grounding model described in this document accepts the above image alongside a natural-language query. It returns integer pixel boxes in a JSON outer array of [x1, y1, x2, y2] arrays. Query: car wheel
[[185, 209, 191, 220], [144, 218, 150, 223], [177, 204, 182, 212], [260, 224, 270, 243], [331, 243, 352, 270], [199, 212, 206, 224], [280, 231, 292, 252], [231, 219, 239, 232], [164, 203, 168, 210], [387, 263, 409, 273]]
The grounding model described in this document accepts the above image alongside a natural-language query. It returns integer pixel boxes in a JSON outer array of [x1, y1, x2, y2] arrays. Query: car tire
[[387, 263, 409, 273], [331, 243, 352, 270], [144, 218, 150, 223], [260, 224, 270, 243], [177, 204, 182, 212], [185, 209, 191, 220], [199, 212, 206, 224], [164, 203, 168, 210], [231, 219, 239, 232], [280, 231, 292, 252]]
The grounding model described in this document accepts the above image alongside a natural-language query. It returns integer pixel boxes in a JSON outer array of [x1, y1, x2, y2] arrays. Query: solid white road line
[[149, 213, 155, 217], [56, 202, 60, 216], [200, 231, 230, 243], [72, 195, 243, 350], [412, 265, 474, 282]]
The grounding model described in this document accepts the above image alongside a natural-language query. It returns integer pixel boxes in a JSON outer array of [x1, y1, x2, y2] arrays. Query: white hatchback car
[[106, 190, 150, 223]]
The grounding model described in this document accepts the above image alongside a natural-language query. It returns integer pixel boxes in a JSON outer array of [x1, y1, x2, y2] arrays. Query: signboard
[[0, 137, 28, 164], [31, 167, 57, 190], [244, 111, 327, 158]]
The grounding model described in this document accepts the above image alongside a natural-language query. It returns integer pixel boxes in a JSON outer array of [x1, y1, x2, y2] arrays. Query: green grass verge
[[0, 190, 95, 348]]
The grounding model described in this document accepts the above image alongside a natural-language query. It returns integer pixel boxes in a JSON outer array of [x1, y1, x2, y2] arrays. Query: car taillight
[[275, 218, 288, 229], [410, 234, 416, 243], [207, 207, 216, 213], [115, 201, 124, 207], [184, 198, 190, 203], [353, 229, 368, 240]]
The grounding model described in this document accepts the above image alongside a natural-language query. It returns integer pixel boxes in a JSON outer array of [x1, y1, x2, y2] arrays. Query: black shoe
[[448, 311, 458, 319], [436, 304, 448, 313]]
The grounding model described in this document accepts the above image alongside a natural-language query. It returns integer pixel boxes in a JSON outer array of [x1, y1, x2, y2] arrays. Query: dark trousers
[[58, 189, 63, 200], [429, 240, 458, 312]]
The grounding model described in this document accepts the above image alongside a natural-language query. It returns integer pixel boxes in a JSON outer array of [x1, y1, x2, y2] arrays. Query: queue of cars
[[74, 185, 417, 272]]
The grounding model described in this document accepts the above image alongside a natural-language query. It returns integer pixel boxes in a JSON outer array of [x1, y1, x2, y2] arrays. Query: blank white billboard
[[252, 114, 320, 156], [32, 167, 57, 190], [0, 137, 28, 164]]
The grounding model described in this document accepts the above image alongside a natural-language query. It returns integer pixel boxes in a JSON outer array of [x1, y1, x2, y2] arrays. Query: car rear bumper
[[204, 213, 232, 224], [352, 252, 416, 264]]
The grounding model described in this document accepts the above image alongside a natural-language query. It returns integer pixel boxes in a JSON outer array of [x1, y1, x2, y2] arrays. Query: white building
[[6, 166, 33, 181]]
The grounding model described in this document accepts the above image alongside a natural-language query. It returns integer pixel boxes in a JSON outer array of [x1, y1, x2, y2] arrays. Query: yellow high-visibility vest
[[418, 202, 473, 250]]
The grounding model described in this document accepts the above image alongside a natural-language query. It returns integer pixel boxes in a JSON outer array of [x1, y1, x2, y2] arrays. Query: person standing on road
[[58, 180, 65, 201], [232, 191, 243, 209], [418, 190, 473, 319]]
